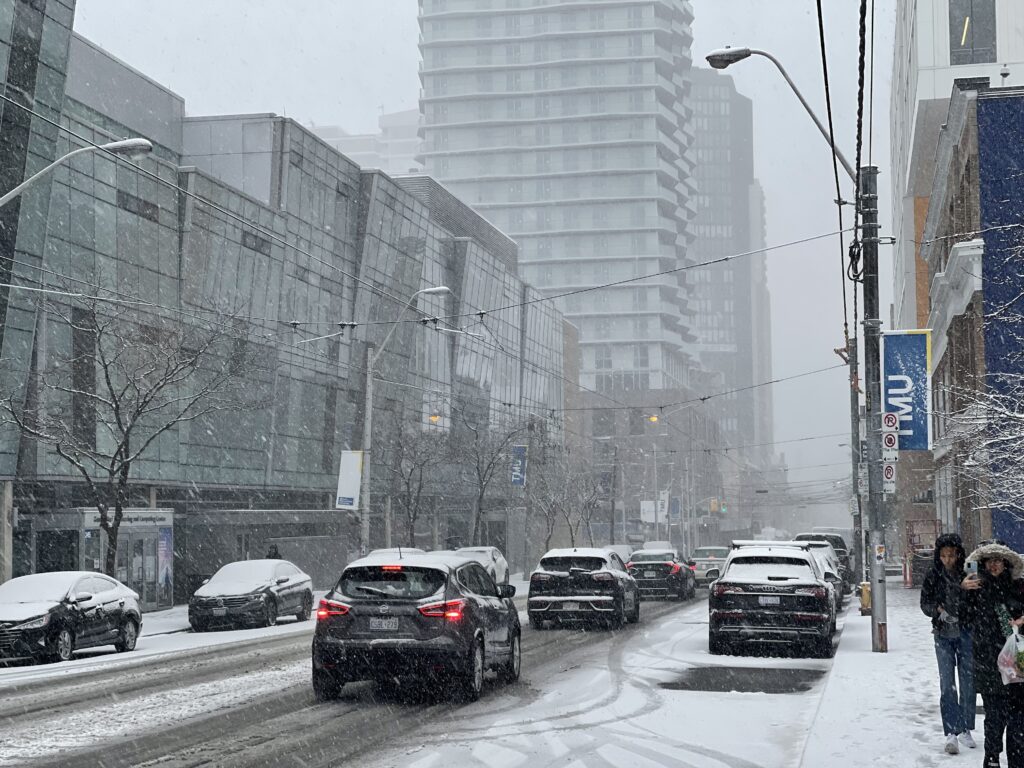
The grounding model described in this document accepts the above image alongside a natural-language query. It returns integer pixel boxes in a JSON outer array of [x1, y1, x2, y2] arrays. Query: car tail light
[[381, 565, 403, 571], [689, 564, 697, 572], [625, 562, 633, 569], [669, 563, 682, 575], [795, 587, 827, 599], [531, 572, 552, 582], [419, 598, 466, 621], [317, 598, 350, 620], [711, 583, 744, 597], [592, 571, 613, 581]]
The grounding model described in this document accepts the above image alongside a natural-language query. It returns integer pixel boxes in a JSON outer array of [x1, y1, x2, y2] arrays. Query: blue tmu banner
[[510, 444, 528, 487], [881, 330, 931, 451]]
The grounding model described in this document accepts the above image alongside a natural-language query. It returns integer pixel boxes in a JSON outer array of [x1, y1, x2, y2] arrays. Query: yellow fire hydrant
[[859, 581, 872, 616]]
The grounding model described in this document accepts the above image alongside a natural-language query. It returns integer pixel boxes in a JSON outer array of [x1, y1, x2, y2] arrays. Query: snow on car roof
[[0, 571, 95, 602], [541, 548, 612, 560], [728, 546, 813, 562], [630, 549, 675, 557], [346, 553, 474, 572]]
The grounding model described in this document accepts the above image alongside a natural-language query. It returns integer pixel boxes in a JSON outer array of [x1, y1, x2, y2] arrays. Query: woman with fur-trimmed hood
[[962, 542, 1024, 768]]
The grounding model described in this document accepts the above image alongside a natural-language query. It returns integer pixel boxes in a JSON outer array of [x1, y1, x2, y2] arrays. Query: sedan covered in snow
[[0, 571, 141, 663], [456, 546, 510, 584], [189, 559, 313, 631], [311, 553, 520, 702], [528, 548, 640, 629], [708, 544, 834, 657]]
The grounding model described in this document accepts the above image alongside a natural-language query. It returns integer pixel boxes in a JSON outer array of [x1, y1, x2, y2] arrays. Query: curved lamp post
[[358, 285, 451, 552], [704, 47, 856, 183], [0, 138, 153, 209]]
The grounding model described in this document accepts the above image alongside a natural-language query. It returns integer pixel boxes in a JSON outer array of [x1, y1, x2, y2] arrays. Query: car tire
[[459, 638, 485, 702], [500, 631, 521, 684], [312, 668, 344, 701], [190, 618, 206, 633], [627, 593, 640, 624], [296, 592, 313, 622], [114, 619, 139, 653], [528, 614, 545, 631], [815, 633, 835, 659], [263, 598, 278, 628], [608, 596, 625, 629], [50, 627, 75, 663], [709, 632, 728, 655]]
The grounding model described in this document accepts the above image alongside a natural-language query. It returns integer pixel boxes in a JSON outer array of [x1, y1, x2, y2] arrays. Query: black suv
[[311, 553, 520, 702], [528, 547, 640, 628], [627, 549, 696, 600]]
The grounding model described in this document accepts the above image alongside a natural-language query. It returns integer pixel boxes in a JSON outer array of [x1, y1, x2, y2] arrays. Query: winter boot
[[945, 734, 959, 755], [961, 731, 977, 749]]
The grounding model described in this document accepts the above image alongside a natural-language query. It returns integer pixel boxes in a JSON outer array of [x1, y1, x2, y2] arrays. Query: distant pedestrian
[[961, 542, 1024, 768], [265, 544, 282, 559], [920, 533, 975, 754]]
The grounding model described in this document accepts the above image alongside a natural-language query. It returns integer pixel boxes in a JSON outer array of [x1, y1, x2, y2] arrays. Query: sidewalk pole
[[861, 165, 888, 652]]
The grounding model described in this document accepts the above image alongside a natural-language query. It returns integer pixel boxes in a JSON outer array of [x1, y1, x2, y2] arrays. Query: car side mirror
[[497, 584, 516, 599], [825, 574, 838, 582], [74, 592, 94, 604], [276, 576, 289, 585]]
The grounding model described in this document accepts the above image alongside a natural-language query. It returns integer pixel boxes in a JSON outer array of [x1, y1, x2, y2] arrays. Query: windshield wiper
[[355, 585, 389, 596]]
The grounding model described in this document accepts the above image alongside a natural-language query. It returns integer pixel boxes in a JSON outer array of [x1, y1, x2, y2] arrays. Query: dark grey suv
[[311, 553, 521, 702]]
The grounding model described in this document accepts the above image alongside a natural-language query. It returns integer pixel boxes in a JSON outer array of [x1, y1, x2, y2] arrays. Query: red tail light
[[669, 563, 682, 575], [419, 598, 466, 620], [689, 564, 697, 572], [381, 565, 403, 571], [531, 573, 552, 582], [625, 562, 633, 569], [317, 598, 350, 620], [592, 571, 613, 581], [712, 583, 744, 597], [795, 587, 827, 599]]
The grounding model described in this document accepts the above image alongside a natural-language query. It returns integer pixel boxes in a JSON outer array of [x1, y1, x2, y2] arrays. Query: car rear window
[[540, 556, 607, 572], [630, 552, 673, 563], [726, 557, 814, 580], [338, 566, 446, 600], [693, 547, 729, 559]]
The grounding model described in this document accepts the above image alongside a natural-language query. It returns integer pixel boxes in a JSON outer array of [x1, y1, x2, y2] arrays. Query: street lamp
[[0, 138, 153, 209], [704, 47, 856, 183], [358, 285, 451, 553]]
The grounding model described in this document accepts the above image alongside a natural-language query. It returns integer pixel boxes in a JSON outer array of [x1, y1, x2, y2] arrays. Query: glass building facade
[[0, 30, 568, 590], [417, 0, 697, 393]]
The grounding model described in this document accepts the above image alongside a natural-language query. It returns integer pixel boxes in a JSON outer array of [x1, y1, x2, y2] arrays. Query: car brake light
[[669, 563, 681, 575], [795, 587, 827, 599], [419, 598, 466, 620], [712, 583, 744, 597], [381, 565, 403, 571], [592, 571, 613, 581], [625, 562, 633, 569], [531, 572, 551, 581], [317, 598, 350, 620]]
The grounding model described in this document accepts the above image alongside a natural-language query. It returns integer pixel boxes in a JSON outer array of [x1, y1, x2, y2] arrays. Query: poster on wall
[[158, 527, 173, 606]]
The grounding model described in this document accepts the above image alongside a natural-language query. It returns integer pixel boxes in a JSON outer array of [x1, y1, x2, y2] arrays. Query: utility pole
[[847, 335, 864, 584], [861, 165, 887, 652]]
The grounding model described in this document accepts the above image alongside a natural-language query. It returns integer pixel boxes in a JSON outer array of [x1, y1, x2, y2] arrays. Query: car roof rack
[[730, 540, 812, 550]]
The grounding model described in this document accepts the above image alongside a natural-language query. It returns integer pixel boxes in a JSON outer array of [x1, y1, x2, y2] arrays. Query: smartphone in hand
[[967, 561, 979, 576]]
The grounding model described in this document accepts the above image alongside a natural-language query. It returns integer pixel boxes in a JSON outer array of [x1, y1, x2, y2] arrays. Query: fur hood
[[967, 543, 1024, 579]]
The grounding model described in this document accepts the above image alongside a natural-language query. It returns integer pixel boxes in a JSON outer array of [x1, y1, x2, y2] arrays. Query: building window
[[949, 0, 996, 65], [117, 190, 159, 223], [242, 231, 272, 256], [595, 346, 613, 370], [593, 410, 614, 437]]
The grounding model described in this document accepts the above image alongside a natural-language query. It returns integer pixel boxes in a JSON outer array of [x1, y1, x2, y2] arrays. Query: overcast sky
[[74, 1, 896, 516]]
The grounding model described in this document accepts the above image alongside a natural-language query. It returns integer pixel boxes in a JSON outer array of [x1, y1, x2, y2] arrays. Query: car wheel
[[500, 631, 521, 684], [264, 598, 278, 627], [607, 596, 625, 629], [815, 633, 834, 659], [627, 593, 640, 624], [51, 627, 75, 663], [312, 668, 344, 701], [528, 614, 545, 631], [459, 638, 485, 702], [115, 619, 139, 653], [709, 632, 728, 655], [296, 592, 313, 622], [190, 618, 206, 633]]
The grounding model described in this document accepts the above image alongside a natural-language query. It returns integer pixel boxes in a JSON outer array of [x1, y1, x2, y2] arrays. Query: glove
[[941, 612, 959, 625]]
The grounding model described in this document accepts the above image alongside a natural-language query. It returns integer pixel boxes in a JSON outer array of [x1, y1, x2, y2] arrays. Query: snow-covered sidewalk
[[801, 579, 955, 766]]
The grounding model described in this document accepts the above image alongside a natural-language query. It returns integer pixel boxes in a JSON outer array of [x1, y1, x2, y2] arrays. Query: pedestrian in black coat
[[962, 543, 1024, 768], [921, 533, 975, 754]]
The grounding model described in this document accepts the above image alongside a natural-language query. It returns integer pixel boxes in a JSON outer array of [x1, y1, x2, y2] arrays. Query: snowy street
[[0, 594, 848, 768]]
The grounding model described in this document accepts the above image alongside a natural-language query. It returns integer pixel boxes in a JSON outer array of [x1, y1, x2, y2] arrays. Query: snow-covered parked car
[[189, 559, 313, 631], [456, 546, 510, 584], [709, 543, 835, 658], [528, 547, 640, 629], [0, 571, 142, 663], [730, 540, 841, 619], [311, 552, 520, 702]]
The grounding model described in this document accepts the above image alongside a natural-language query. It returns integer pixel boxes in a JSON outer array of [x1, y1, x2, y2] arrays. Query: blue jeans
[[935, 629, 976, 735]]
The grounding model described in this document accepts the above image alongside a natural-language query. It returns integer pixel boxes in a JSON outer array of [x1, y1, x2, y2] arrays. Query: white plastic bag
[[998, 629, 1024, 685]]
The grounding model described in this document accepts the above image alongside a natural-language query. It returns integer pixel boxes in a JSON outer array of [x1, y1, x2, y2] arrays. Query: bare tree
[[3, 298, 259, 576], [527, 453, 570, 553], [386, 421, 448, 547]]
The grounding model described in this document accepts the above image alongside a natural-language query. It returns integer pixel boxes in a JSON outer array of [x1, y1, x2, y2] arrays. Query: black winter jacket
[[962, 569, 1024, 694], [920, 533, 967, 633]]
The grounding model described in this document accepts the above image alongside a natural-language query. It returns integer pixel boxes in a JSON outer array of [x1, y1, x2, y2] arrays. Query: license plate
[[644, 571, 657, 578], [212, 608, 227, 616], [560, 602, 579, 612], [369, 617, 399, 631], [758, 596, 781, 606]]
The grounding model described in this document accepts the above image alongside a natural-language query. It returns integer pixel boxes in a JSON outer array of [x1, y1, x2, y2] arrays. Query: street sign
[[857, 463, 867, 494], [882, 412, 899, 433], [882, 463, 896, 494], [882, 431, 899, 462]]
